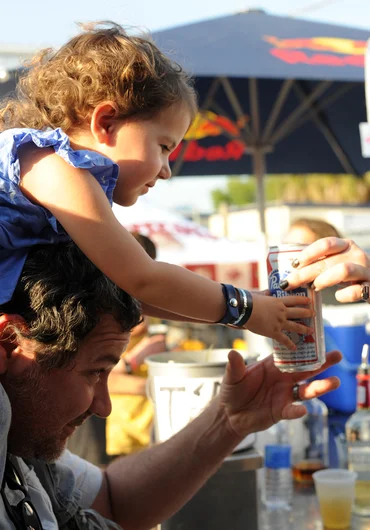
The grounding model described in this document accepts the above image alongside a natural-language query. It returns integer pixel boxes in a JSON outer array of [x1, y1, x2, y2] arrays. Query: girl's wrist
[[217, 284, 253, 328]]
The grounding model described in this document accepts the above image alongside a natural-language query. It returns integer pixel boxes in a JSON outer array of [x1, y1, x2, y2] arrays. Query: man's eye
[[91, 369, 106, 378]]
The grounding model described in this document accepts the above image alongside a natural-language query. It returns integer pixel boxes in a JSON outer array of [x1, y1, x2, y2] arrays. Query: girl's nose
[[158, 161, 172, 180]]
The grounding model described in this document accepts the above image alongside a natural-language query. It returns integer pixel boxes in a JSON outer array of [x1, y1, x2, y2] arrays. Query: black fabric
[[1, 454, 43, 529]]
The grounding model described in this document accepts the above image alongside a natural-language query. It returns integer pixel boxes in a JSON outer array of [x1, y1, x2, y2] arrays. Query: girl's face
[[107, 102, 192, 206]]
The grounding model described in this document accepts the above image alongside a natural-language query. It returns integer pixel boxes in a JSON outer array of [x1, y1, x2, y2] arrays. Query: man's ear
[[0, 314, 27, 374], [90, 102, 120, 146]]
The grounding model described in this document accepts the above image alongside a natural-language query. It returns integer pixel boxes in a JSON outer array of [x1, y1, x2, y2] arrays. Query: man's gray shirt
[[0, 384, 122, 529]]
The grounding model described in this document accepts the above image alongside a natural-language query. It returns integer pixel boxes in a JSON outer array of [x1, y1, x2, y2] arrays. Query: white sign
[[359, 122, 370, 158], [152, 376, 222, 442], [360, 39, 370, 157], [150, 374, 255, 451]]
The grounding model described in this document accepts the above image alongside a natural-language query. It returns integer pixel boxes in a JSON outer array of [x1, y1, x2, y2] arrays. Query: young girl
[[0, 22, 312, 348]]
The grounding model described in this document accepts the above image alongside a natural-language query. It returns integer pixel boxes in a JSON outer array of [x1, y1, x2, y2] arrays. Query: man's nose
[[90, 381, 112, 418]]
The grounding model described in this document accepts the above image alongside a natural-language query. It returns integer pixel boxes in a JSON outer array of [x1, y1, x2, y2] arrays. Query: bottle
[[345, 344, 370, 516], [290, 397, 329, 484], [262, 421, 293, 510]]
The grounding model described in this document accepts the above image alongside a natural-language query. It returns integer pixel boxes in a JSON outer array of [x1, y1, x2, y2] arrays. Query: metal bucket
[[146, 349, 256, 452]]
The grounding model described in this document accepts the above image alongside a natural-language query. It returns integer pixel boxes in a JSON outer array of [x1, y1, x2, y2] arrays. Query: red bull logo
[[184, 110, 248, 140], [264, 35, 366, 68], [170, 110, 248, 163]]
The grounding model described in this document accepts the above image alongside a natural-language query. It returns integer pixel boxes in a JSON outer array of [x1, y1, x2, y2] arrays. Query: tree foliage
[[211, 173, 370, 209]]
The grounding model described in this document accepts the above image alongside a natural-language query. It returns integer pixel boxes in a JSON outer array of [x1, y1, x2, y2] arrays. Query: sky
[[1, 0, 370, 212], [2, 0, 370, 48]]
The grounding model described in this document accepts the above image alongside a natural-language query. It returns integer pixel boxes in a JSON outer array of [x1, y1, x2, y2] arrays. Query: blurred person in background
[[106, 233, 166, 458], [286, 218, 341, 245], [282, 222, 370, 426], [285, 218, 343, 305]]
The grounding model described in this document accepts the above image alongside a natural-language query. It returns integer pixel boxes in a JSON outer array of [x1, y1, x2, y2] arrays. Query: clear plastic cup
[[313, 469, 357, 529]]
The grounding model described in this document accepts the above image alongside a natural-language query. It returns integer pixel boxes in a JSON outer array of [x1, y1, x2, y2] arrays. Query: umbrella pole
[[252, 147, 266, 236], [252, 147, 268, 289]]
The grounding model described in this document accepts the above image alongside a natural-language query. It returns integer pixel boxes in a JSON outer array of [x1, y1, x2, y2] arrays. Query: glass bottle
[[345, 344, 370, 516], [289, 397, 329, 485]]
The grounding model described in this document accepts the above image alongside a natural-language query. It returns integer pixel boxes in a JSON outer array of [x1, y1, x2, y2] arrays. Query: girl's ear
[[90, 102, 119, 145]]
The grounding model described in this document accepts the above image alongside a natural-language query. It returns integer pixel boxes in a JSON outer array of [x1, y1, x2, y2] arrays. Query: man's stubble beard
[[2, 363, 67, 462]]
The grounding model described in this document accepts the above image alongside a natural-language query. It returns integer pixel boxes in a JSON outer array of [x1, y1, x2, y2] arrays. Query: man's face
[[1, 314, 130, 461]]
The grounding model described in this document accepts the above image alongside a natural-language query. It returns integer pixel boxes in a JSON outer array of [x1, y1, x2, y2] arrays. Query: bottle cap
[[265, 444, 291, 469], [358, 344, 370, 376]]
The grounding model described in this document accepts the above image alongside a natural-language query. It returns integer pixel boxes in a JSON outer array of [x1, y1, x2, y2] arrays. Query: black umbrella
[[153, 9, 370, 233]]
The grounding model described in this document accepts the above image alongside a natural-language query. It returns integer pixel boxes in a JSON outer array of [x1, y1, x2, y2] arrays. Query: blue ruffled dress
[[0, 127, 119, 304]]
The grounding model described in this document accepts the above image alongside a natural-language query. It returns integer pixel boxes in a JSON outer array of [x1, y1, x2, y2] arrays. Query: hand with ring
[[278, 237, 370, 304], [217, 349, 341, 444]]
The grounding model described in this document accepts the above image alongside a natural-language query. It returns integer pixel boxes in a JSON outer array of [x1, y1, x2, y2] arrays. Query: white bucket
[[146, 349, 255, 452]]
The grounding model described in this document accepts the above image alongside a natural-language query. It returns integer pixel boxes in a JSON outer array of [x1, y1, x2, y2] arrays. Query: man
[[0, 242, 341, 529]]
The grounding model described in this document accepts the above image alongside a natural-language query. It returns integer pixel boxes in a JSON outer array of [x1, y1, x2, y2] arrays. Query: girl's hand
[[244, 292, 313, 350], [282, 237, 370, 303]]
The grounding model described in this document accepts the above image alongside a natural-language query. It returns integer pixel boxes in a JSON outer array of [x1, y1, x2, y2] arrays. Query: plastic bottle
[[262, 421, 293, 510], [263, 444, 293, 509]]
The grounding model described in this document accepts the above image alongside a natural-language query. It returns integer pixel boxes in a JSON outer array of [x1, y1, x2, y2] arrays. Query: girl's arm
[[19, 147, 311, 347], [20, 147, 224, 322], [140, 302, 210, 322]]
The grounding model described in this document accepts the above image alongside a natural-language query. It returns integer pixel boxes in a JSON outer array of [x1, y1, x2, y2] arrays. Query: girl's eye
[[161, 144, 170, 153]]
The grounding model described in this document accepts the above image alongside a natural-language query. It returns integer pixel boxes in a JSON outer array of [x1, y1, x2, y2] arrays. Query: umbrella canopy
[[113, 198, 259, 288], [153, 10, 370, 233]]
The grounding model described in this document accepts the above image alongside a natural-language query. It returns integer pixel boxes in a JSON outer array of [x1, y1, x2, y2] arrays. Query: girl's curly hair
[[0, 21, 197, 132]]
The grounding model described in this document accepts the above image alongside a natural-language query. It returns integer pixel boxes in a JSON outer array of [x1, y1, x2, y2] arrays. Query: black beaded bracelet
[[217, 284, 240, 325]]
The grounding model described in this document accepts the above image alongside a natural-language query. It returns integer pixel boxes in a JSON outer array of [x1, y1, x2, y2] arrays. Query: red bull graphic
[[184, 110, 248, 140], [170, 110, 248, 163], [264, 35, 366, 68]]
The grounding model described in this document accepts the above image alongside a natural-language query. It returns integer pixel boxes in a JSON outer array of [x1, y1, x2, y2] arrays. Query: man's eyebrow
[[91, 354, 121, 365]]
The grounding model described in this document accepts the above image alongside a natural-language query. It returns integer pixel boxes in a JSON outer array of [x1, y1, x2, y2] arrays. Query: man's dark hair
[[0, 242, 142, 369]]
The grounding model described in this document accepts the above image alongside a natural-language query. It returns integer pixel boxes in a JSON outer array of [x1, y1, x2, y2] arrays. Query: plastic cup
[[313, 469, 357, 529]]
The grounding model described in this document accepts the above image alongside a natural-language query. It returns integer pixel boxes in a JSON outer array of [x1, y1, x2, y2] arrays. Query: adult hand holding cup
[[313, 469, 357, 529]]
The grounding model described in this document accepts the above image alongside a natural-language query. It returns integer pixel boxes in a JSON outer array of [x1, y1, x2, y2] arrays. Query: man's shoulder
[[0, 384, 11, 482], [27, 450, 104, 510], [9, 453, 118, 529]]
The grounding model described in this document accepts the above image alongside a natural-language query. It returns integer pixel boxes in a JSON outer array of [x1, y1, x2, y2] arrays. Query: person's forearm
[[105, 399, 242, 530]]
